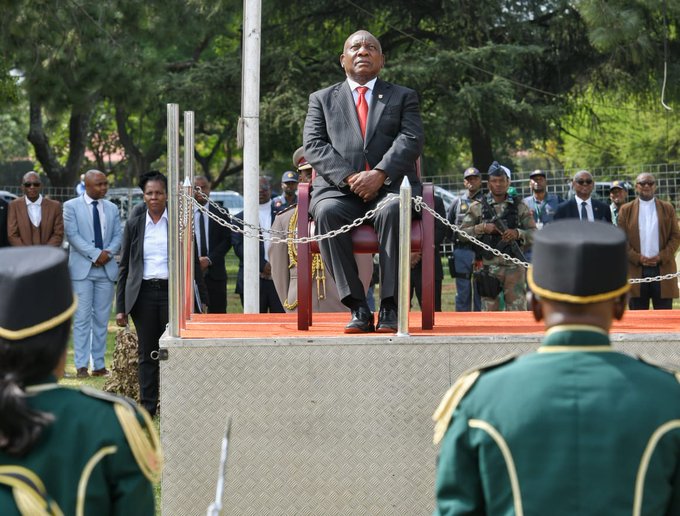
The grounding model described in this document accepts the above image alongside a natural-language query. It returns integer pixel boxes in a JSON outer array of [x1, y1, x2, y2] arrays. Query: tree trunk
[[27, 100, 92, 192], [469, 117, 493, 174], [115, 104, 147, 183], [27, 100, 65, 182]]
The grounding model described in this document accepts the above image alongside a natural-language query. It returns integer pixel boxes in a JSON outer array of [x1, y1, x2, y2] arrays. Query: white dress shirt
[[259, 201, 272, 262], [638, 198, 660, 258], [348, 77, 377, 107], [83, 193, 107, 237], [25, 194, 42, 227], [143, 209, 169, 279], [575, 195, 594, 221]]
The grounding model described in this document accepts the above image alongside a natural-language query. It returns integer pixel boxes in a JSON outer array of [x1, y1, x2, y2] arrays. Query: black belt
[[142, 278, 168, 288]]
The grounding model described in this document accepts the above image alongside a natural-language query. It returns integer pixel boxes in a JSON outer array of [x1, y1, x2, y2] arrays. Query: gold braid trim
[[79, 386, 163, 483], [0, 466, 63, 516], [432, 371, 480, 445], [113, 403, 163, 483], [283, 206, 327, 309], [0, 298, 77, 341]]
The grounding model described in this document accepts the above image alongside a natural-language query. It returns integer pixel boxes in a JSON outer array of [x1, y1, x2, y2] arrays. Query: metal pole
[[241, 0, 261, 313], [397, 178, 412, 337], [167, 103, 181, 337], [183, 111, 196, 322]]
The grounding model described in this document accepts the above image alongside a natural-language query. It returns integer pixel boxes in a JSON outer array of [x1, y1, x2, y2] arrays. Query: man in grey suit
[[303, 29, 425, 333], [63, 169, 122, 377]]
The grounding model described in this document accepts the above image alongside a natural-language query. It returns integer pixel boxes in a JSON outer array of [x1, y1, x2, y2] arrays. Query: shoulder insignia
[[637, 355, 680, 384], [80, 386, 163, 482], [0, 465, 63, 516], [432, 354, 518, 445]]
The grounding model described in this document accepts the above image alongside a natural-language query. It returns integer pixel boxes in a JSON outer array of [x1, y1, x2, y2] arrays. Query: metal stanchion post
[[397, 177, 412, 336], [167, 103, 181, 337], [183, 111, 195, 322]]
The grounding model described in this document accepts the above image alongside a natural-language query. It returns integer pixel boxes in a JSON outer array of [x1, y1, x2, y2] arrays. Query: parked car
[[105, 187, 144, 222], [433, 185, 460, 215], [0, 190, 18, 203], [209, 190, 244, 215]]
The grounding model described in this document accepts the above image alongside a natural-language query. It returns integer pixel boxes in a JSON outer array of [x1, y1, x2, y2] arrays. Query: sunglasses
[[23, 182, 41, 188], [637, 181, 655, 187], [574, 179, 593, 185]]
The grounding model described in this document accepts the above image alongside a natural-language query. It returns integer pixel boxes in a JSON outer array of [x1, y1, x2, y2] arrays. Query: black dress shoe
[[376, 306, 398, 333], [344, 306, 375, 333]]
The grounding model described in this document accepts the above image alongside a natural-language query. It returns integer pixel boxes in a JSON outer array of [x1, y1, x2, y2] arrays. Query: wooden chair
[[296, 165, 435, 331]]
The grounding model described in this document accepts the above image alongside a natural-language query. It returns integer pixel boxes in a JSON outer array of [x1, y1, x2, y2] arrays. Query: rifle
[[479, 195, 526, 263]]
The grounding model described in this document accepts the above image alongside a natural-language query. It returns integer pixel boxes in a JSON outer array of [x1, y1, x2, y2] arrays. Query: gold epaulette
[[637, 356, 680, 384], [0, 465, 63, 516], [432, 354, 518, 445], [80, 387, 163, 482]]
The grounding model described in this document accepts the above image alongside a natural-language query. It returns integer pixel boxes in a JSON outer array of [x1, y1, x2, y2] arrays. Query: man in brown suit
[[617, 172, 680, 309], [8, 171, 64, 247]]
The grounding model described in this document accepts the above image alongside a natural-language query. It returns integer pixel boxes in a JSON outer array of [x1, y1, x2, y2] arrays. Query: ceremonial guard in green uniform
[[460, 162, 535, 311], [433, 220, 680, 515], [0, 246, 161, 515]]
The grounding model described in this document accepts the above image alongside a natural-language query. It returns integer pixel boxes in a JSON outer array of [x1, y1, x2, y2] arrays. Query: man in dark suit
[[553, 170, 612, 223], [232, 176, 285, 313], [193, 176, 232, 313], [8, 171, 64, 246], [303, 29, 425, 333]]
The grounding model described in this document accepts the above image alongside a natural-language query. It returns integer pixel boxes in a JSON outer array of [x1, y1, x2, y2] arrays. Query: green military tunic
[[0, 377, 160, 515], [434, 326, 680, 515]]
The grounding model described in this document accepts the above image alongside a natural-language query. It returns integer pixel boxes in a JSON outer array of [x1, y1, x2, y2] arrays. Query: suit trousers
[[72, 266, 115, 370], [130, 280, 169, 416], [311, 193, 400, 306], [260, 277, 284, 313], [629, 266, 673, 310], [205, 274, 227, 313]]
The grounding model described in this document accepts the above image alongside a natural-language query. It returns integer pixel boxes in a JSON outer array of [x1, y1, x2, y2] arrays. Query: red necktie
[[356, 86, 368, 139]]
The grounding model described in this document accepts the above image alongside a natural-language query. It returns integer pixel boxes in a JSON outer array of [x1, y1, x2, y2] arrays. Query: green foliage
[[0, 0, 678, 188]]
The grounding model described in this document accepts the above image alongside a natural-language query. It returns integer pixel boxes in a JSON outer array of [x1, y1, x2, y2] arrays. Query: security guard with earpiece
[[0, 246, 160, 515], [433, 220, 680, 515]]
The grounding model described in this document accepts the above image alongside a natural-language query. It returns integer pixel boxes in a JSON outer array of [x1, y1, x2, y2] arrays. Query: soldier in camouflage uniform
[[460, 162, 535, 311]]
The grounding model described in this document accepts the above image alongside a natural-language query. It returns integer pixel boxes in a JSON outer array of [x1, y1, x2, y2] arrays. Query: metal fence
[[3, 161, 680, 209], [425, 162, 680, 210]]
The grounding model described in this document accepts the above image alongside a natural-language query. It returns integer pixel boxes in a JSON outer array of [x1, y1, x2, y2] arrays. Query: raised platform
[[159, 311, 680, 515]]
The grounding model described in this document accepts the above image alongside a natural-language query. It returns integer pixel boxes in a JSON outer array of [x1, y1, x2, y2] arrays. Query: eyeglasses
[[23, 182, 41, 188], [637, 181, 655, 187], [574, 179, 593, 185]]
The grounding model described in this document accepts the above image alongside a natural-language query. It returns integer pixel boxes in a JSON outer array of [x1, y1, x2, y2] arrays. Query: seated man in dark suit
[[554, 170, 612, 223], [303, 29, 425, 333]]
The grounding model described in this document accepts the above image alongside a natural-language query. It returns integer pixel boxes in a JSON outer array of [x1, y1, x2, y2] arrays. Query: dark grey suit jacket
[[553, 197, 612, 223], [303, 78, 424, 209]]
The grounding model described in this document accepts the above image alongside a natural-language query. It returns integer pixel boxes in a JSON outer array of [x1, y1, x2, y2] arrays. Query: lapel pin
[[378, 94, 383, 99]]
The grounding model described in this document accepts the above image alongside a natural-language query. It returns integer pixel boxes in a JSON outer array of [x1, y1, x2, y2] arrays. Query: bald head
[[84, 169, 108, 200], [340, 30, 384, 84]]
